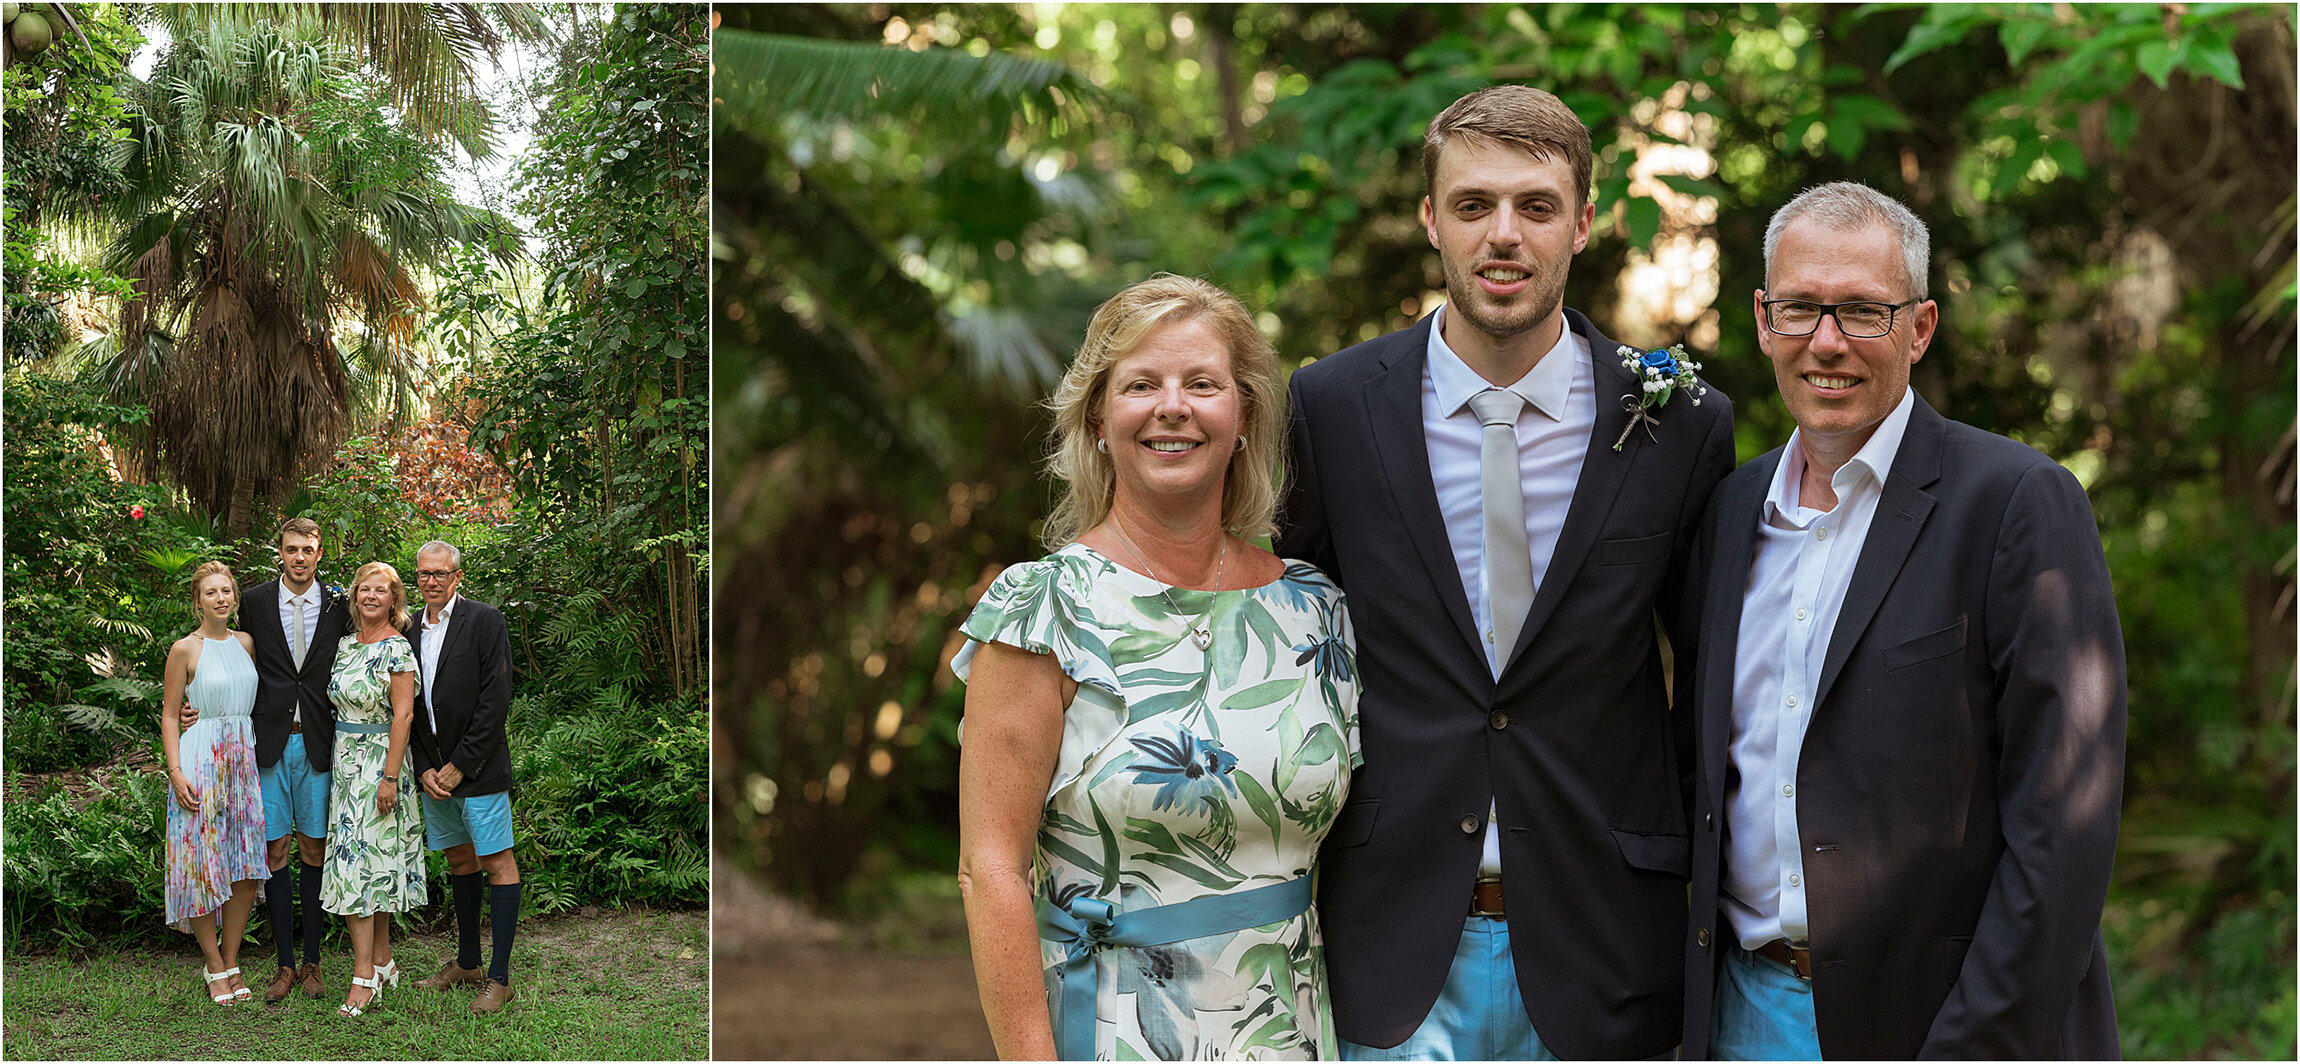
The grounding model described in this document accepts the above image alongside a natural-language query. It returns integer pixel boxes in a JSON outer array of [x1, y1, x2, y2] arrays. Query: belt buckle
[[1469, 876, 1504, 918]]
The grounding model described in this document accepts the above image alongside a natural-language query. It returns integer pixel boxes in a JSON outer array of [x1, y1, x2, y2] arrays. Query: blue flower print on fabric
[[1127, 726, 1239, 814]]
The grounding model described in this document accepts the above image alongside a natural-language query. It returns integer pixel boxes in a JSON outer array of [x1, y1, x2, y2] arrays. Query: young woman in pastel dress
[[160, 561, 271, 1005]]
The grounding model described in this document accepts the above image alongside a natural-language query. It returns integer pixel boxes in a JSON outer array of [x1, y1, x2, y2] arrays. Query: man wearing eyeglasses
[[1678, 182, 2124, 1059], [405, 539, 523, 1014]]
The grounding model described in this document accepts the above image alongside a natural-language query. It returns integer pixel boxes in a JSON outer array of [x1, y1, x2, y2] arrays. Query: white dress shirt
[[419, 593, 459, 735], [279, 580, 320, 723], [1423, 303, 1594, 875], [1723, 387, 1917, 950]]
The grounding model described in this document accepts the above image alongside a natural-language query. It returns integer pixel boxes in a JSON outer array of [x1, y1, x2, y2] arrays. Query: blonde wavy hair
[[188, 560, 238, 616], [1040, 274, 1282, 550], [348, 561, 410, 631]]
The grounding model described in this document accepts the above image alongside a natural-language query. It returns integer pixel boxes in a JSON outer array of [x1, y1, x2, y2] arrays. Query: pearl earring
[[1096, 438, 1107, 454]]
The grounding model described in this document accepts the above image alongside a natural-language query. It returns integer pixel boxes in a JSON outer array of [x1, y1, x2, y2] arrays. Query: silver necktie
[[291, 593, 308, 671], [1468, 388, 1534, 674]]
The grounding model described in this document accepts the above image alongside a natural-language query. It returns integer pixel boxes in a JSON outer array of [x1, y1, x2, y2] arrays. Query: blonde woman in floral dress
[[320, 561, 427, 1017], [955, 276, 1359, 1060], [161, 561, 271, 1005]]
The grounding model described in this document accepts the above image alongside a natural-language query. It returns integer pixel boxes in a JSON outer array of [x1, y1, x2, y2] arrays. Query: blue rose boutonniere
[[1614, 343, 1708, 451]]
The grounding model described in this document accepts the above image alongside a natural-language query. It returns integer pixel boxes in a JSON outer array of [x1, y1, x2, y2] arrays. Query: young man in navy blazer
[[1279, 85, 1735, 1059], [405, 539, 522, 1014], [1679, 182, 2124, 1058], [241, 516, 349, 1003]]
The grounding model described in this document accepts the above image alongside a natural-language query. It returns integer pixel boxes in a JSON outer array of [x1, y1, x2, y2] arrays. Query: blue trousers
[[1712, 946, 1822, 1060], [1340, 916, 1555, 1061]]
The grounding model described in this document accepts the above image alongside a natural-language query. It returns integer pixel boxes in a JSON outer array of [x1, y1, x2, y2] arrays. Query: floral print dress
[[955, 544, 1360, 1060], [320, 634, 427, 916], [164, 635, 270, 931]]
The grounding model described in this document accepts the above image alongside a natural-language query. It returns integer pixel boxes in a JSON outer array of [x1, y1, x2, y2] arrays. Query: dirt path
[[712, 952, 993, 1060], [711, 860, 992, 1060]]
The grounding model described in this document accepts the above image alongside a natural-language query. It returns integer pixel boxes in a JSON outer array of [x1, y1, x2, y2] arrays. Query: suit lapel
[[1701, 454, 1776, 797], [1813, 396, 1944, 711], [1362, 318, 1484, 658], [1503, 310, 1637, 670]]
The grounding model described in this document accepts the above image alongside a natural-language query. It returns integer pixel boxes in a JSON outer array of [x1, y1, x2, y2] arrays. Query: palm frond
[[712, 29, 1105, 136]]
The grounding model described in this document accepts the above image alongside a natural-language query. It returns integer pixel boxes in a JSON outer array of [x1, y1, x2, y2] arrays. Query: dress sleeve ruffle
[[951, 554, 1132, 802], [384, 635, 417, 674]]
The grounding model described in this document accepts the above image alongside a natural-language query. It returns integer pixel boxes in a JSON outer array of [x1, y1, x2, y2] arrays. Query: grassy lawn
[[2, 907, 706, 1060]]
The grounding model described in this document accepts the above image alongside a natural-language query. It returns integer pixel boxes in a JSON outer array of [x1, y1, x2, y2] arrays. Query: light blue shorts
[[1712, 945, 1822, 1060], [421, 789, 516, 856], [1341, 916, 1555, 1061], [259, 730, 330, 841]]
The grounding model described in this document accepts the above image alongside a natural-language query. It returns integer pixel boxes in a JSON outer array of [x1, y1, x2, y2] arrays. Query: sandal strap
[[351, 974, 381, 989]]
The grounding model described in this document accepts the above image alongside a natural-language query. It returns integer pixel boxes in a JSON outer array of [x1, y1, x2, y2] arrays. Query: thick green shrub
[[2, 775, 171, 948]]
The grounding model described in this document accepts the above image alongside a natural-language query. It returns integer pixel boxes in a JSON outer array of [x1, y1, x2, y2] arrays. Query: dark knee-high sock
[[299, 859, 326, 964], [452, 872, 484, 971], [270, 863, 297, 968], [487, 882, 521, 985]]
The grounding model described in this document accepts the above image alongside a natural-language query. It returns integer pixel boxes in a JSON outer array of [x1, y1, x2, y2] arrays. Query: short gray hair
[[1763, 182, 1931, 300], [416, 540, 463, 569]]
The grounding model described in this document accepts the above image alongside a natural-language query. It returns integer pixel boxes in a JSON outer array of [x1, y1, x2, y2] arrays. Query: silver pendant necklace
[[1109, 515, 1226, 651]]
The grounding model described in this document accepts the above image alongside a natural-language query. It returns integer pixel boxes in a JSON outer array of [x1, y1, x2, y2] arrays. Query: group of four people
[[159, 520, 526, 1019], [954, 84, 2124, 1060]]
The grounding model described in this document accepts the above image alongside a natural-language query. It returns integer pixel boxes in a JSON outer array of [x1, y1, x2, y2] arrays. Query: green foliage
[[2, 373, 217, 774], [2, 775, 172, 949], [469, 2, 708, 698], [510, 689, 710, 915]]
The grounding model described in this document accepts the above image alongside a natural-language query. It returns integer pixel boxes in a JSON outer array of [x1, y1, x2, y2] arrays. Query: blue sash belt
[[334, 721, 394, 734], [1035, 875, 1312, 1061]]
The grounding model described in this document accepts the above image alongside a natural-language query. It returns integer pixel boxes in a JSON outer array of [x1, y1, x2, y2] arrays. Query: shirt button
[[1786, 694, 1798, 707], [1460, 814, 1482, 834], [1485, 629, 1495, 642], [1816, 527, 1829, 540], [1489, 711, 1509, 731], [1788, 873, 1802, 887], [1782, 784, 1795, 798], [1795, 608, 1808, 621]]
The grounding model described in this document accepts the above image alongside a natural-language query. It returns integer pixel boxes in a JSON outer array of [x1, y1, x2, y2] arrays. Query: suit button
[[1489, 711, 1509, 730], [1459, 814, 1481, 834], [1697, 928, 1710, 947], [1704, 812, 1714, 830]]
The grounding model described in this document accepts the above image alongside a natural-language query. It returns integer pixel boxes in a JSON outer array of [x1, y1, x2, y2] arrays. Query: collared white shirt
[[1423, 303, 1593, 676], [1423, 303, 1593, 875], [419, 593, 459, 735], [1723, 387, 1917, 950], [279, 580, 321, 722]]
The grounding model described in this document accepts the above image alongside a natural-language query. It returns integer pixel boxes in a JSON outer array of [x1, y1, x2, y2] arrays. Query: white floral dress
[[320, 634, 427, 916], [955, 543, 1360, 1060]]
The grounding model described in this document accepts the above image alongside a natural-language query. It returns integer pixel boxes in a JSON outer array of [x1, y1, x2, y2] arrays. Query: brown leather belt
[[1469, 877, 1504, 917], [1754, 938, 1812, 980]]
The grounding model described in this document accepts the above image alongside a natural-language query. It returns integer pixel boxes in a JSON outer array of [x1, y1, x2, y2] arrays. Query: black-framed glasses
[[415, 569, 461, 582], [1761, 298, 1920, 338]]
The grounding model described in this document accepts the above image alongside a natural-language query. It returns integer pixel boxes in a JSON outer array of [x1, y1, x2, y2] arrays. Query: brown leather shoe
[[298, 962, 324, 999], [265, 965, 298, 1004], [416, 959, 486, 990], [470, 979, 516, 1014]]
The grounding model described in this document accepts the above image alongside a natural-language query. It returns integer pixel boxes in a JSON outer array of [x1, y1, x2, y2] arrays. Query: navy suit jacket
[[243, 578, 349, 772], [409, 596, 516, 798], [1278, 308, 1735, 1056], [1680, 394, 2124, 1059]]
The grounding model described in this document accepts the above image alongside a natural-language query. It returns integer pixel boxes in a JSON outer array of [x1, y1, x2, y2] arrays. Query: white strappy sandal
[[203, 966, 242, 1006], [374, 958, 401, 989], [338, 973, 380, 1017]]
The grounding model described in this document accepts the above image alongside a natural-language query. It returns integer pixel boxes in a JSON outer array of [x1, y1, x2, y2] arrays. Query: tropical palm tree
[[104, 13, 511, 537]]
